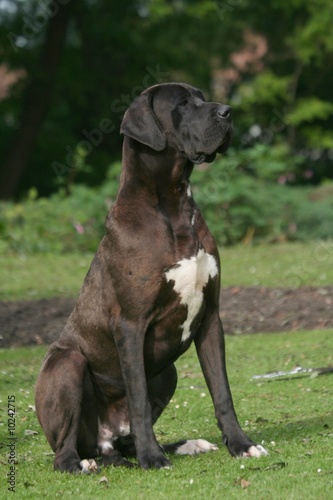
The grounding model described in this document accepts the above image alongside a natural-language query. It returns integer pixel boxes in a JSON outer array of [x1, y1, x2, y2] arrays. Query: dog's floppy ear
[[120, 90, 167, 151]]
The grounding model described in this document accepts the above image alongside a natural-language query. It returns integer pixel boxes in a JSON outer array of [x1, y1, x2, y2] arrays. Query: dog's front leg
[[195, 310, 268, 458], [113, 317, 171, 469]]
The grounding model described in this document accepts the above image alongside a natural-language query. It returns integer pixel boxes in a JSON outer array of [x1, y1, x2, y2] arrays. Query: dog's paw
[[175, 439, 218, 455], [80, 459, 99, 474], [138, 452, 172, 470], [242, 444, 268, 458]]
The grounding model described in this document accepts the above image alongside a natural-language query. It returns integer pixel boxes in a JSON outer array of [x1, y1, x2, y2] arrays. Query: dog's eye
[[179, 99, 188, 107]]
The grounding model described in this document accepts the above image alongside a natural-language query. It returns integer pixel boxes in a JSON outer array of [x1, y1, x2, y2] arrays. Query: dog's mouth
[[189, 128, 233, 165], [216, 140, 230, 155], [217, 127, 233, 154], [190, 152, 217, 164]]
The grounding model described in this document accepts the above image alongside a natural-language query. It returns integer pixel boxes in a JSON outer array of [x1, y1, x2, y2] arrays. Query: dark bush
[[1, 148, 332, 254]]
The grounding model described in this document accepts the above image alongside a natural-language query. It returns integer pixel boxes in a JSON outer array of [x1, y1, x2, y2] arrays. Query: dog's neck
[[119, 137, 194, 213], [109, 137, 197, 245]]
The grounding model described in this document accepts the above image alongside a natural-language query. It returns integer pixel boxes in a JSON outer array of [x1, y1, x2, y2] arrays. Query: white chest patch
[[165, 249, 218, 342]]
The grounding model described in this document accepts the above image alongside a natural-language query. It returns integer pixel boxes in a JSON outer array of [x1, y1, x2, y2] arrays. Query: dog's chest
[[165, 249, 218, 341]]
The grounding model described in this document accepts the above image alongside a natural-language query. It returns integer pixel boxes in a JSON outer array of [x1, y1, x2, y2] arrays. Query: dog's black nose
[[217, 105, 232, 120]]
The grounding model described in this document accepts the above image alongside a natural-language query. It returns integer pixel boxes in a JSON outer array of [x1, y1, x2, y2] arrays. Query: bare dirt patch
[[1, 287, 332, 348]]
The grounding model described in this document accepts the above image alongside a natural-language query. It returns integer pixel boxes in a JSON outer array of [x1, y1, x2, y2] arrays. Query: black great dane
[[35, 83, 267, 473]]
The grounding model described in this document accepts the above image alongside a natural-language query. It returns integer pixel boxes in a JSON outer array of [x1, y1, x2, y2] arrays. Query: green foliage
[[1, 0, 333, 199], [291, 182, 333, 240], [0, 163, 121, 254], [287, 98, 333, 126], [1, 149, 333, 253], [228, 0, 333, 167], [237, 72, 290, 108], [0, 187, 102, 254], [192, 145, 329, 245], [291, 0, 333, 63], [302, 126, 333, 149]]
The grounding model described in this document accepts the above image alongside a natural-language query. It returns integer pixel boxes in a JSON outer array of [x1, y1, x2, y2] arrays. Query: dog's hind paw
[[242, 444, 268, 458], [175, 439, 219, 455], [80, 459, 99, 474]]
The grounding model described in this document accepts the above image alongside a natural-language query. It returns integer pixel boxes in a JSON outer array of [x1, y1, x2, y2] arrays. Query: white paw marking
[[98, 420, 114, 453], [176, 439, 219, 455], [118, 422, 131, 436], [165, 249, 218, 341], [99, 441, 113, 453], [98, 419, 130, 453], [80, 459, 98, 474], [243, 444, 268, 458]]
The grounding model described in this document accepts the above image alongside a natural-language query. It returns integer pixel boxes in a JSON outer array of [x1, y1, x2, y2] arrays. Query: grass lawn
[[1, 241, 332, 497], [1, 240, 333, 301], [0, 329, 333, 499]]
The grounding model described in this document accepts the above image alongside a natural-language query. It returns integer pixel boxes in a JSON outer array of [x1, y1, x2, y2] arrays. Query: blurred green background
[[0, 0, 333, 249]]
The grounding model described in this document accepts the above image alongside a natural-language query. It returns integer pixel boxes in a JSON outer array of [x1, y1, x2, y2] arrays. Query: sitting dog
[[35, 82, 267, 472]]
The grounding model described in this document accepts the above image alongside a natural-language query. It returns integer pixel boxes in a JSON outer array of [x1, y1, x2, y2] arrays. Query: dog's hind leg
[[148, 364, 178, 425], [148, 364, 218, 456], [35, 343, 99, 473]]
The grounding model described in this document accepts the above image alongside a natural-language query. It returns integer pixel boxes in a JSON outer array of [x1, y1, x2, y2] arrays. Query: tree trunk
[[0, 1, 73, 200]]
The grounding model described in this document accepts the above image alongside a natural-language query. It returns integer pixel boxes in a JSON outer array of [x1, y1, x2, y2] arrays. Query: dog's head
[[120, 83, 232, 164]]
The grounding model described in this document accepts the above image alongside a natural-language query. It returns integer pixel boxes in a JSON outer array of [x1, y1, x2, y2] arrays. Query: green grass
[[0, 253, 92, 301], [1, 240, 332, 496], [1, 241, 333, 301], [219, 240, 333, 288], [1, 329, 333, 499]]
